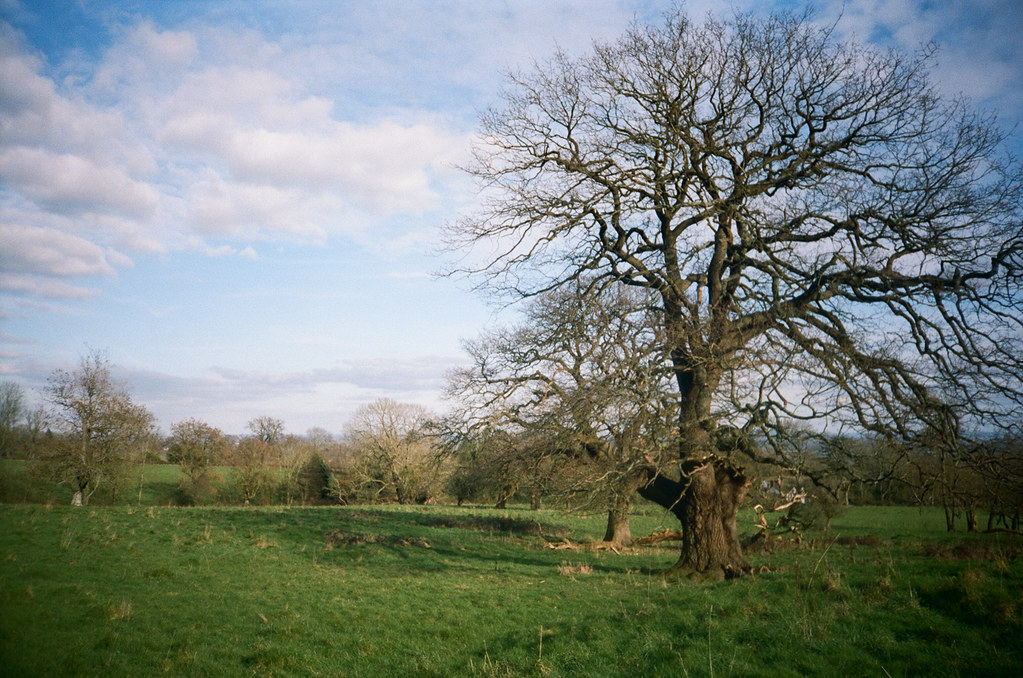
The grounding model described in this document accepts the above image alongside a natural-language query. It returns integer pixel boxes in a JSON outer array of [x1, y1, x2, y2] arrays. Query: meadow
[[1, 493, 1020, 678]]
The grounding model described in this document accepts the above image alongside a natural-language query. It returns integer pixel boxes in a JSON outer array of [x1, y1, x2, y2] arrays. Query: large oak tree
[[448, 8, 1023, 578]]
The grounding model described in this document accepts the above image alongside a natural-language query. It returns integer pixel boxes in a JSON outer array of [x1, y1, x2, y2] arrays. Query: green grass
[[1, 503, 1020, 677]]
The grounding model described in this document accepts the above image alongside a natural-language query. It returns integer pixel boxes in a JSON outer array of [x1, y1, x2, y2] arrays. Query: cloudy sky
[[2, 0, 1021, 436]]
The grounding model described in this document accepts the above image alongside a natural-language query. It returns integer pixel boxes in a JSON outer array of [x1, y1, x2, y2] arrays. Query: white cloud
[[128, 21, 198, 68], [0, 14, 470, 307], [0, 146, 159, 218], [0, 223, 121, 277], [0, 26, 155, 174], [186, 169, 333, 240], [0, 273, 98, 300], [157, 65, 332, 130]]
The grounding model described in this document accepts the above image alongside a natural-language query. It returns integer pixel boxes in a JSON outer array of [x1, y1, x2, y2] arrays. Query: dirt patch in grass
[[922, 538, 1022, 561], [324, 530, 431, 548], [743, 533, 891, 554], [412, 513, 569, 535], [344, 509, 568, 536], [833, 535, 891, 547]]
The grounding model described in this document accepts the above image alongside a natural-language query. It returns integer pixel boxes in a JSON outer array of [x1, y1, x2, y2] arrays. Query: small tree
[[0, 380, 25, 458], [45, 351, 156, 506], [168, 418, 227, 505], [447, 282, 676, 543], [229, 437, 273, 505], [248, 416, 285, 446]]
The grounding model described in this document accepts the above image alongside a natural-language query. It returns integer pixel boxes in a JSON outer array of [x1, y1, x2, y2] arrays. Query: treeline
[[0, 354, 571, 510], [2, 350, 1021, 537]]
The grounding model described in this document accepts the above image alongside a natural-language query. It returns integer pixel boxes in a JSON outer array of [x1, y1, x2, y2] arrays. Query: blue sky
[[2, 0, 1021, 436]]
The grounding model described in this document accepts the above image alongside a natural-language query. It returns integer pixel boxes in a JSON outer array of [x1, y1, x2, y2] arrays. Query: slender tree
[[0, 380, 25, 458], [448, 8, 1023, 577]]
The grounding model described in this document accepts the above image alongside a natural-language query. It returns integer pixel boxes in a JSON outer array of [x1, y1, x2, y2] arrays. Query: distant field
[[0, 503, 1019, 677], [0, 460, 296, 507], [0, 460, 186, 506]]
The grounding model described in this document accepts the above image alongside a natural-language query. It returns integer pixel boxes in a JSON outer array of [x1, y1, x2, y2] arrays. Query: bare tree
[[448, 8, 1023, 577], [228, 437, 273, 505], [45, 351, 157, 506], [447, 281, 676, 543], [345, 399, 444, 504], [169, 419, 227, 481], [248, 416, 285, 447]]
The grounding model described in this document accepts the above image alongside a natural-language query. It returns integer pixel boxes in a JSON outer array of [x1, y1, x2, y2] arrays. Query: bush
[[785, 494, 843, 531], [176, 470, 220, 506]]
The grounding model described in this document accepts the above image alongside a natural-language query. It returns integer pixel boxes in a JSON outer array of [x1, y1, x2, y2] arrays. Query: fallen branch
[[545, 538, 577, 550], [635, 529, 683, 545], [544, 539, 624, 554]]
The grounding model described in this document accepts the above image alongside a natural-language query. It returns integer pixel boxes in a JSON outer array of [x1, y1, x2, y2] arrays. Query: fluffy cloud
[[0, 14, 470, 307], [0, 274, 98, 300], [0, 223, 121, 277], [167, 120, 464, 211], [0, 146, 159, 218]]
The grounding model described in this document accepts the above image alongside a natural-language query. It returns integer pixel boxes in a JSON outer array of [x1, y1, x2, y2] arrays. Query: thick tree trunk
[[603, 474, 642, 545], [603, 507, 633, 546], [640, 456, 752, 580], [71, 488, 85, 506]]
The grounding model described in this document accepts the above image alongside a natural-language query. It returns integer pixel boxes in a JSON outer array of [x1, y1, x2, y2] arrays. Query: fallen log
[[634, 528, 683, 545]]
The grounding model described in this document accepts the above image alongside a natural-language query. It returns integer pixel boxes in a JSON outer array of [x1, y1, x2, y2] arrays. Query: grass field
[[1, 501, 1020, 677]]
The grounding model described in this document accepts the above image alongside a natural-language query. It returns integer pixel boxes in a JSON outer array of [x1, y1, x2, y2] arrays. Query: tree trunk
[[603, 474, 642, 545], [640, 456, 751, 580], [602, 507, 632, 546], [965, 507, 978, 533], [71, 488, 85, 506], [494, 484, 515, 509]]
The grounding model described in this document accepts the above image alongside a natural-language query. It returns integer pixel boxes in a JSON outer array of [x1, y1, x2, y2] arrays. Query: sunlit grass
[[1, 502, 1020, 676]]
